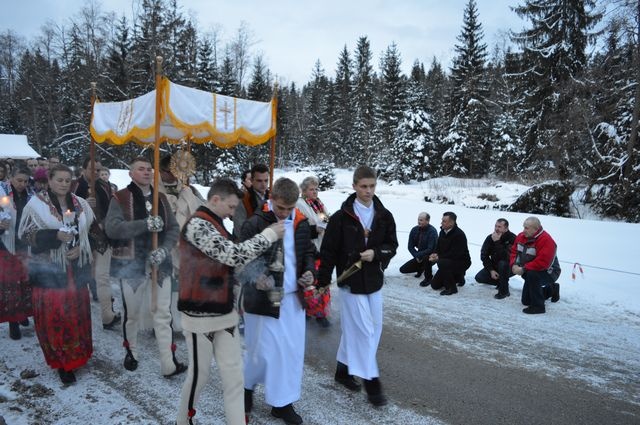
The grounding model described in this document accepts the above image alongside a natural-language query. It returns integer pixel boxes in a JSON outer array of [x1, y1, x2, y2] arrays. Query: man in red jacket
[[510, 216, 561, 314]]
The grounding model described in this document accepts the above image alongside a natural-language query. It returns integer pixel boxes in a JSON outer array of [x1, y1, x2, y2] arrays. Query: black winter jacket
[[480, 231, 516, 271], [435, 225, 471, 267], [318, 193, 398, 294], [238, 206, 316, 318]]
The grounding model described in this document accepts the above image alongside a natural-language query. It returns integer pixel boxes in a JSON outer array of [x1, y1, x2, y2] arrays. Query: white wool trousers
[[120, 275, 176, 375], [94, 247, 116, 324], [176, 329, 244, 425]]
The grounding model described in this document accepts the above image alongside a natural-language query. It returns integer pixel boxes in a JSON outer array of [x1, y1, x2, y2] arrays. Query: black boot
[[271, 403, 303, 425], [244, 388, 253, 413], [20, 318, 29, 326], [334, 361, 361, 391], [123, 351, 138, 371], [364, 377, 387, 406], [58, 368, 76, 384], [9, 322, 21, 340], [88, 279, 98, 302]]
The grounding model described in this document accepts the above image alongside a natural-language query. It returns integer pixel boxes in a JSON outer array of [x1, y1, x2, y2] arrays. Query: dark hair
[[250, 163, 269, 177], [443, 211, 457, 223], [48, 164, 74, 180], [242, 169, 251, 180], [207, 178, 243, 200], [271, 177, 299, 204], [353, 165, 377, 183], [11, 166, 31, 178], [82, 157, 100, 169], [497, 218, 509, 228], [130, 156, 151, 167]]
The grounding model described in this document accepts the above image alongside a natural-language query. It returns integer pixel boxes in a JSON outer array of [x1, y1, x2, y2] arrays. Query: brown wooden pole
[[89, 82, 97, 199], [268, 81, 278, 191], [151, 56, 163, 313]]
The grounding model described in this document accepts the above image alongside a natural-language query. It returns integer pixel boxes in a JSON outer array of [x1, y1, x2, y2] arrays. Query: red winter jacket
[[510, 227, 561, 280]]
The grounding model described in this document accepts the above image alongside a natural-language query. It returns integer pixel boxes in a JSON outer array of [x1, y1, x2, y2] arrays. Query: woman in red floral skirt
[[0, 166, 33, 340], [19, 164, 95, 384]]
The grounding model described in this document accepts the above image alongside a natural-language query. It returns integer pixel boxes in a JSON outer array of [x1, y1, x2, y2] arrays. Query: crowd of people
[[0, 155, 563, 424]]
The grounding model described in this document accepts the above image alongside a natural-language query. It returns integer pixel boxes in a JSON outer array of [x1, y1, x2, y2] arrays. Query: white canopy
[[90, 78, 276, 147], [0, 134, 40, 159]]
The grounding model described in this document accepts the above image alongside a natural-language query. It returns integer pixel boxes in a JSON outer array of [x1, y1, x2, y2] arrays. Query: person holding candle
[[295, 175, 333, 328], [18, 164, 95, 384], [0, 166, 34, 340]]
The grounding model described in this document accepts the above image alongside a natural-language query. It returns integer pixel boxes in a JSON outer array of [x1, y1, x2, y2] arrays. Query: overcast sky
[[1, 0, 526, 86]]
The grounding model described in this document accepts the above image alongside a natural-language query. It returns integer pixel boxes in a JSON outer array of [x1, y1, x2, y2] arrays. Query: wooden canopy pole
[[268, 81, 278, 191], [89, 82, 97, 198], [151, 56, 163, 313]]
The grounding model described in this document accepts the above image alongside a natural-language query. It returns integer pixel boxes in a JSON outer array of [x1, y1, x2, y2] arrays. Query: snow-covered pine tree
[[195, 37, 215, 91], [443, 0, 491, 177], [302, 60, 329, 162], [247, 54, 271, 101], [511, 0, 602, 179], [385, 70, 435, 183], [218, 49, 238, 96], [423, 58, 450, 175], [102, 15, 132, 101], [375, 42, 406, 169], [333, 45, 354, 166], [351, 36, 377, 163]]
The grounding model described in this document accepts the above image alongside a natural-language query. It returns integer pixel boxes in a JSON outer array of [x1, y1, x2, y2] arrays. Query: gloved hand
[[147, 215, 164, 232], [255, 274, 275, 291], [148, 247, 167, 265], [297, 271, 314, 287]]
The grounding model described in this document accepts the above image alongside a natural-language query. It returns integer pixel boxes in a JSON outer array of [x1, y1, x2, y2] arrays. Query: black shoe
[[494, 292, 510, 300], [164, 362, 188, 378], [335, 373, 362, 391], [20, 318, 29, 326], [123, 352, 138, 371], [271, 404, 303, 425], [414, 272, 422, 278], [364, 378, 387, 407], [316, 317, 331, 328], [58, 368, 76, 385], [419, 279, 431, 287], [103, 313, 122, 330], [9, 322, 21, 340], [457, 280, 466, 287], [244, 388, 253, 413], [522, 306, 545, 314], [440, 288, 458, 296], [551, 283, 560, 303], [335, 361, 362, 391]]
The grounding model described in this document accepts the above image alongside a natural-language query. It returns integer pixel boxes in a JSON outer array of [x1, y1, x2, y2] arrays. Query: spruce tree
[[351, 36, 376, 162], [376, 42, 406, 168], [443, 0, 490, 177], [511, 0, 602, 178], [333, 45, 354, 166]]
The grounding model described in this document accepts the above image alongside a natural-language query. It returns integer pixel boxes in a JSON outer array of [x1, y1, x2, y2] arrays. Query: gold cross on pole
[[219, 101, 232, 129]]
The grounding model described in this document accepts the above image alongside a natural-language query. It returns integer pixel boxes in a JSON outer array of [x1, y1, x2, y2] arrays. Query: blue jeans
[[521, 270, 554, 308]]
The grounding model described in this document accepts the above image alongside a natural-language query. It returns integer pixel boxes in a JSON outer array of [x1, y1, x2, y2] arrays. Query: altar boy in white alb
[[237, 177, 316, 425], [318, 165, 398, 406]]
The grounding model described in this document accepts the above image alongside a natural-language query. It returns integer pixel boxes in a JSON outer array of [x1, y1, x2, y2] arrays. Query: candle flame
[[0, 196, 9, 207]]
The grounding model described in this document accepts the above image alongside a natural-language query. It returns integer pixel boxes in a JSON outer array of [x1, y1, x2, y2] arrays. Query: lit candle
[[0, 196, 10, 209], [63, 209, 76, 226]]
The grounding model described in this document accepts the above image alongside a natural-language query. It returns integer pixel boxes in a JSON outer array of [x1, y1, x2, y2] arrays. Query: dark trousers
[[399, 258, 433, 279], [521, 270, 554, 308], [430, 259, 469, 291], [474, 260, 513, 294]]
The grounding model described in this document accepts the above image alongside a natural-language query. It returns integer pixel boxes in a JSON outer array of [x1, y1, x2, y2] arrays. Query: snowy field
[[0, 168, 638, 424]]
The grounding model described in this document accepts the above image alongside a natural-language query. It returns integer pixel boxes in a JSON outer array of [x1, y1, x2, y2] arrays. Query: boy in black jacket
[[318, 165, 398, 406]]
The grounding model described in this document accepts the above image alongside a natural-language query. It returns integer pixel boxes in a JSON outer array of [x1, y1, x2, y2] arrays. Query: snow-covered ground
[[1, 168, 638, 424]]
